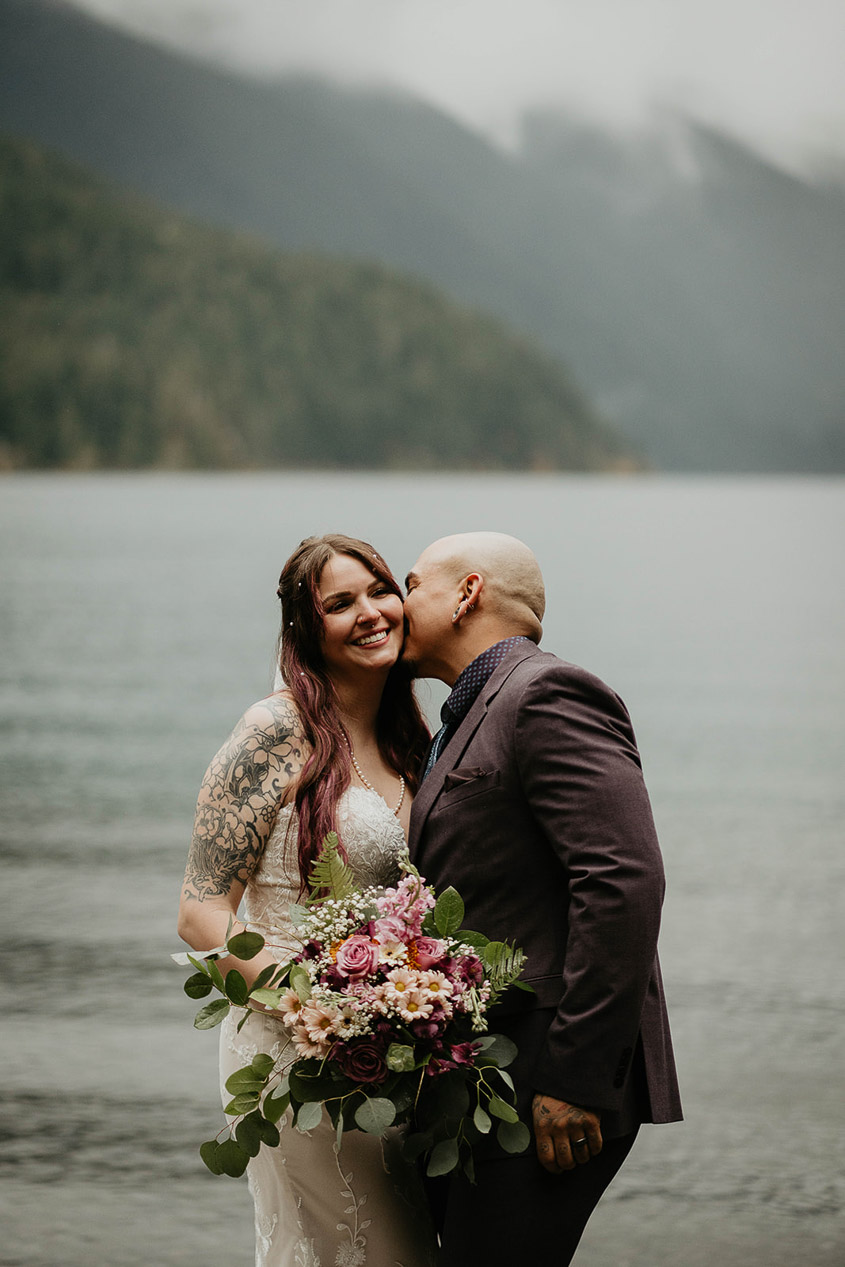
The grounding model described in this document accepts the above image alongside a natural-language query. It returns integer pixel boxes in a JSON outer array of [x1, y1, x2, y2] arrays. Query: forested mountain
[[2, 0, 844, 470], [0, 132, 633, 471]]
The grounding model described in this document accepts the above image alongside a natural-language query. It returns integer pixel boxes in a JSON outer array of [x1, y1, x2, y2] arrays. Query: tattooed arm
[[176, 693, 307, 986]]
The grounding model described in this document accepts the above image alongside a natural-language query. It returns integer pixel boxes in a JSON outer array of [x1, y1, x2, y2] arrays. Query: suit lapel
[[409, 641, 541, 858]]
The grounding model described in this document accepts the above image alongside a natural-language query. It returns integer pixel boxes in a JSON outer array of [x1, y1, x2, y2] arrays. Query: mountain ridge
[[2, 0, 844, 471], [0, 129, 634, 472]]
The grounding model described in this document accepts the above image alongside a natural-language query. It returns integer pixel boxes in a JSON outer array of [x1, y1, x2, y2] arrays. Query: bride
[[177, 534, 437, 1267]]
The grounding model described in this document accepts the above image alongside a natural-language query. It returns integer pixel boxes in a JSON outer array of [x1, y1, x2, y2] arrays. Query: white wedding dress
[[219, 787, 437, 1267]]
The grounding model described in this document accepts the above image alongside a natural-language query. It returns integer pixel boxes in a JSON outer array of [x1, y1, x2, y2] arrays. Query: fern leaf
[[306, 832, 358, 904], [483, 942, 528, 995]]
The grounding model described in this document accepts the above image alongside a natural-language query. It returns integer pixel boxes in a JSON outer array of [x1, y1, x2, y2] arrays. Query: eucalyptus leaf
[[224, 969, 249, 1006], [183, 972, 213, 999], [472, 1105, 492, 1135], [226, 931, 265, 960], [289, 964, 312, 1005], [496, 1119, 531, 1154], [426, 1137, 460, 1177], [225, 1093, 261, 1115], [354, 1098, 396, 1135], [199, 1139, 225, 1175], [225, 1065, 268, 1093], [206, 957, 226, 993], [487, 1096, 519, 1124], [494, 1068, 515, 1093], [475, 1033, 518, 1068], [254, 1114, 280, 1148], [263, 1091, 290, 1125], [249, 988, 284, 1009], [289, 1070, 337, 1103], [193, 998, 230, 1030], [433, 887, 465, 938], [235, 1114, 263, 1157], [175, 944, 228, 968], [250, 964, 278, 991], [217, 1139, 250, 1178], [251, 1053, 276, 1078], [295, 1101, 323, 1132]]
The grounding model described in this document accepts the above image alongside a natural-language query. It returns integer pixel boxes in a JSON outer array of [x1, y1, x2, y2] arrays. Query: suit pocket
[[439, 767, 501, 805]]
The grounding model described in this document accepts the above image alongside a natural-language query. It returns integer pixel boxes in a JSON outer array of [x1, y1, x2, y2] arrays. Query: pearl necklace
[[345, 740, 405, 816]]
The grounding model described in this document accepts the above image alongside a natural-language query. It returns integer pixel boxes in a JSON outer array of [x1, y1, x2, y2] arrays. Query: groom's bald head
[[417, 531, 545, 640]]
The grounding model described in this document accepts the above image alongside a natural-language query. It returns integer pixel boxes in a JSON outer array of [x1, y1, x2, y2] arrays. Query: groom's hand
[[532, 1094, 603, 1173]]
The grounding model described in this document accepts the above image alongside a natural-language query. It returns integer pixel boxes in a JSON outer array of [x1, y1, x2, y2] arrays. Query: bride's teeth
[[357, 630, 388, 645]]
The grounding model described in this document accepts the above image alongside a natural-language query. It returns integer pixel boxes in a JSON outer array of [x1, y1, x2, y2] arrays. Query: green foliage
[[193, 998, 230, 1030], [226, 931, 265, 960], [354, 1098, 396, 1134], [433, 887, 465, 938], [0, 131, 632, 473], [305, 833, 358, 905], [174, 877, 532, 1185]]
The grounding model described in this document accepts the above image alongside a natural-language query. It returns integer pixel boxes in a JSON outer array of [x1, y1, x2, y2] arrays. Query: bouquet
[[174, 835, 532, 1181]]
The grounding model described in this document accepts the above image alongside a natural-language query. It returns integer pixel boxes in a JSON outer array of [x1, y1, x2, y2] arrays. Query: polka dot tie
[[420, 636, 528, 781]]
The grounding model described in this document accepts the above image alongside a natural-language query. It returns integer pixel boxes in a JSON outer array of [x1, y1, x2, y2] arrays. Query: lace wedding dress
[[219, 787, 437, 1267]]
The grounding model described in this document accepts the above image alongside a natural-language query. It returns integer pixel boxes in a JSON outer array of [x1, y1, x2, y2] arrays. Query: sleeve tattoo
[[183, 697, 306, 901]]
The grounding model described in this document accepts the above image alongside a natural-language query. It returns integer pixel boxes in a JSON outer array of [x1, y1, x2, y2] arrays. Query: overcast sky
[[73, 0, 845, 171]]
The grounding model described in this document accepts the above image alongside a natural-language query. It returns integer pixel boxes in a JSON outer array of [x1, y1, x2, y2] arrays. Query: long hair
[[276, 534, 430, 888]]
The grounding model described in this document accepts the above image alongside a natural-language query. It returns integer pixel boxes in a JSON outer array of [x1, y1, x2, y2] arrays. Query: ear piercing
[[452, 599, 475, 621]]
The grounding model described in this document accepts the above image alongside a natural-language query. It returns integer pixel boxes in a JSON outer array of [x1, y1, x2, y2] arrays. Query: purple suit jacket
[[409, 641, 682, 1127]]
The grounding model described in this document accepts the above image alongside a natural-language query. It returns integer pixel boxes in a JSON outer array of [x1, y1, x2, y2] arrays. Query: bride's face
[[317, 554, 404, 680]]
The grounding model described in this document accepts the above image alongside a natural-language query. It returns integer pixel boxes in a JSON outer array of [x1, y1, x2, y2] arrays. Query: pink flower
[[383, 966, 421, 1000], [335, 935, 379, 980], [372, 915, 407, 944], [301, 1001, 340, 1044], [290, 1021, 330, 1059], [418, 970, 453, 999], [414, 937, 445, 969], [278, 988, 305, 1027], [450, 1041, 480, 1067]]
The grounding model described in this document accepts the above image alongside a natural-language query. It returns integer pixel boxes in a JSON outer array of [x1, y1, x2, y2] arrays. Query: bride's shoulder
[[238, 690, 306, 746]]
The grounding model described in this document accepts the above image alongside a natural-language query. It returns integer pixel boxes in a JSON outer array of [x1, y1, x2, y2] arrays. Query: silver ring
[[574, 1138, 588, 1147]]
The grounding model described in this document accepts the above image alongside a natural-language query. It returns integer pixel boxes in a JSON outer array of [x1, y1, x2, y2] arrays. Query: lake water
[[1, 472, 843, 1266]]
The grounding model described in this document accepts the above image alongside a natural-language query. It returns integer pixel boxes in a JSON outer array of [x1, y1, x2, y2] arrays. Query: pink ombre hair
[[276, 534, 430, 889]]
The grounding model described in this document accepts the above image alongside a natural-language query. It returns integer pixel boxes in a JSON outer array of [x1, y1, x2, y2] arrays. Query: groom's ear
[[461, 572, 484, 604]]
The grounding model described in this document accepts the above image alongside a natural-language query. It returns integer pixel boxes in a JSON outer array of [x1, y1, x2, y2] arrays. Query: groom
[[403, 532, 681, 1265]]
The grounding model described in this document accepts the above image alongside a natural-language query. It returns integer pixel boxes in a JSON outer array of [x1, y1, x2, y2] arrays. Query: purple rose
[[335, 935, 379, 980], [332, 1039, 388, 1085]]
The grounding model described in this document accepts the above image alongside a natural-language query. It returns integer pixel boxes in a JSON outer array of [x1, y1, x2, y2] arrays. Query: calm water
[[1, 473, 843, 1266]]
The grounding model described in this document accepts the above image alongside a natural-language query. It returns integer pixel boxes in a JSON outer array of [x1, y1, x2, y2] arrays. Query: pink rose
[[414, 936, 445, 970], [335, 935, 379, 980]]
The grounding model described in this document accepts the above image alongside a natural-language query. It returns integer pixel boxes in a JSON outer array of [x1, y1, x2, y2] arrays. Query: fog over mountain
[[70, 0, 845, 175], [2, 0, 844, 471]]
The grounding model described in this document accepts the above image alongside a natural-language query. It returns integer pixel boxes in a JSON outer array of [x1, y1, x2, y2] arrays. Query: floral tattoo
[[182, 696, 306, 901]]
